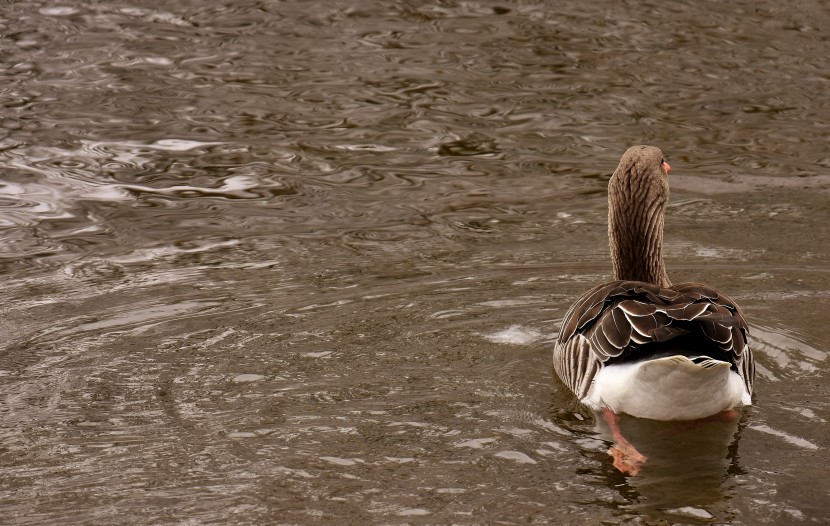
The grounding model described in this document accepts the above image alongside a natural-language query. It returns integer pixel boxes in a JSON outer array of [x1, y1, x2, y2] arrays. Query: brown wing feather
[[554, 280, 754, 399], [553, 334, 599, 399]]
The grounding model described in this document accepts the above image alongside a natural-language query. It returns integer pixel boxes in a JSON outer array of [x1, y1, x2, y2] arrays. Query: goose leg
[[604, 408, 647, 476], [708, 409, 740, 422]]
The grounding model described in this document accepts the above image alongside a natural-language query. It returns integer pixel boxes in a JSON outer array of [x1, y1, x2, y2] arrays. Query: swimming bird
[[553, 145, 755, 474]]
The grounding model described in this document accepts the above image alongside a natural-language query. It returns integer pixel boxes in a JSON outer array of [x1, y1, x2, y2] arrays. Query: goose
[[553, 145, 755, 475]]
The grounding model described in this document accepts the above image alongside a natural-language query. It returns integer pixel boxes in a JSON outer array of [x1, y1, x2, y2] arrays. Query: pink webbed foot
[[603, 408, 648, 476], [608, 442, 648, 476]]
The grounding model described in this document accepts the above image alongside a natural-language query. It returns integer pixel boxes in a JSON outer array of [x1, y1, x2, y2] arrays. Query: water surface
[[1, 1, 828, 524]]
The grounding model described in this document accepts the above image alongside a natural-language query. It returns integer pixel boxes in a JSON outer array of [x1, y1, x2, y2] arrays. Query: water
[[1, 0, 828, 524]]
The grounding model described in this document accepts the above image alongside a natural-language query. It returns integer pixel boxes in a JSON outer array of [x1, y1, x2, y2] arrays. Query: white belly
[[584, 355, 751, 420]]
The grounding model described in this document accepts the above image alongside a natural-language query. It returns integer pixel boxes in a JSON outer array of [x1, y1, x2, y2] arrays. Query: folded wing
[[554, 280, 754, 399]]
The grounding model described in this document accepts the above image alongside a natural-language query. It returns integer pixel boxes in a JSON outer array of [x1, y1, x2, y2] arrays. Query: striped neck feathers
[[607, 148, 671, 288]]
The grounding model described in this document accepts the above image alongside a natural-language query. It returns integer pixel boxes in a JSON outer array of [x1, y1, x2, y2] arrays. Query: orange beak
[[662, 161, 671, 174]]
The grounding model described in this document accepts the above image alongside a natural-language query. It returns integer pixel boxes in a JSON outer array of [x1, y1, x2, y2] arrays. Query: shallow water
[[1, 0, 829, 524]]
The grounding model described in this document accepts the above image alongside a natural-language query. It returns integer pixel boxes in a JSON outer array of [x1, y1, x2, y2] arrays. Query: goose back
[[554, 280, 755, 400]]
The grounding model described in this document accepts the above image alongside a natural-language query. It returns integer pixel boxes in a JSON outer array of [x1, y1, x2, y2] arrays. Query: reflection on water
[[1, 0, 829, 524], [598, 412, 742, 519]]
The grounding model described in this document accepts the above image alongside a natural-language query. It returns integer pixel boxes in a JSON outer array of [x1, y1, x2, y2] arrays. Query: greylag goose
[[553, 145, 755, 474]]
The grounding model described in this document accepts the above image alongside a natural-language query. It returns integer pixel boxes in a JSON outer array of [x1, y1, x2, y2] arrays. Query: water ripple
[[1, 0, 829, 524]]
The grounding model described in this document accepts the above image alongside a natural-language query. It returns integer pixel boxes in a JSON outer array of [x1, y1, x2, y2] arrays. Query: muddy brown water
[[1, 1, 828, 524]]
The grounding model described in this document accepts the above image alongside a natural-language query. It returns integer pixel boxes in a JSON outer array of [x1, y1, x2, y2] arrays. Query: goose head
[[608, 145, 673, 288]]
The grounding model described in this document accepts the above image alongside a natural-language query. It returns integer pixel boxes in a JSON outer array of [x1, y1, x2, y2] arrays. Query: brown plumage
[[553, 146, 755, 419]]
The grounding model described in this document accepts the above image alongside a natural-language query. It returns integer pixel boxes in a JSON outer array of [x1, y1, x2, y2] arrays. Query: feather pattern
[[552, 145, 755, 419], [554, 279, 755, 400]]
